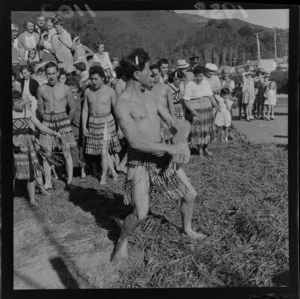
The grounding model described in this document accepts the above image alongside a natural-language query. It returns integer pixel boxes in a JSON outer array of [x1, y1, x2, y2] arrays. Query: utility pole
[[273, 28, 279, 62], [254, 33, 261, 67], [233, 57, 237, 67]]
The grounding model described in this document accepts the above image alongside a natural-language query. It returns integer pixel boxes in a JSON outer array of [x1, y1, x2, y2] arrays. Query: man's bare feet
[[44, 183, 52, 190], [113, 174, 118, 181], [40, 189, 51, 196], [203, 149, 212, 156], [100, 178, 106, 185], [111, 241, 128, 261], [182, 230, 207, 240]]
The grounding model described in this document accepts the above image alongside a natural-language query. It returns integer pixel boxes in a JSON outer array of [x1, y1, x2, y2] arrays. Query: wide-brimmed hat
[[177, 59, 189, 69], [205, 63, 218, 72]]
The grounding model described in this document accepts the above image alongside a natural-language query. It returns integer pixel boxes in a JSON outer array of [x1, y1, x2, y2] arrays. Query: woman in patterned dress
[[13, 90, 60, 205]]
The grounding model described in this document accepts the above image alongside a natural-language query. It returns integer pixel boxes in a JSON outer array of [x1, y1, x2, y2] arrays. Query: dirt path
[[232, 95, 288, 144]]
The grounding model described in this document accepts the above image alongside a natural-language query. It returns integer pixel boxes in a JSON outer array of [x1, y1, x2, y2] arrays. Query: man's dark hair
[[120, 48, 150, 80], [220, 87, 231, 97], [89, 65, 106, 79], [45, 62, 58, 72], [193, 65, 206, 75], [65, 76, 79, 88], [115, 66, 125, 80], [157, 58, 168, 68], [150, 64, 159, 72]]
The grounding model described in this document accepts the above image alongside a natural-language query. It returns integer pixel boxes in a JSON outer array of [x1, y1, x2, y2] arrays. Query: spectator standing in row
[[214, 87, 232, 142], [39, 18, 57, 63], [93, 42, 113, 78], [52, 17, 74, 74], [183, 65, 220, 157], [242, 71, 256, 122], [71, 34, 94, 68], [254, 74, 265, 119], [205, 63, 221, 95], [18, 19, 40, 58], [234, 82, 245, 120], [168, 70, 185, 120], [264, 81, 277, 120]]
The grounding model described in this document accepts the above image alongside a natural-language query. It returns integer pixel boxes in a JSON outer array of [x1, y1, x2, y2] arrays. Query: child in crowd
[[13, 90, 60, 205], [214, 87, 232, 142], [233, 82, 244, 120], [65, 76, 87, 179], [264, 81, 277, 120]]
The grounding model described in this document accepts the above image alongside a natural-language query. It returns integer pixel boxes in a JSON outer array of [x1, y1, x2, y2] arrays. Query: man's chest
[[43, 86, 66, 102]]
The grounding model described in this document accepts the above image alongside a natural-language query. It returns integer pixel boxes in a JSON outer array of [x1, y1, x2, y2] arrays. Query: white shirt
[[183, 78, 213, 101]]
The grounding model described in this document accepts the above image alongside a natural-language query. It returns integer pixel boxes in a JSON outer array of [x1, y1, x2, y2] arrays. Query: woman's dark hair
[[89, 65, 106, 79], [193, 65, 206, 75], [53, 16, 64, 26], [220, 87, 231, 97], [23, 19, 36, 30], [20, 65, 30, 74], [58, 68, 67, 79], [120, 48, 150, 80], [169, 69, 185, 83]]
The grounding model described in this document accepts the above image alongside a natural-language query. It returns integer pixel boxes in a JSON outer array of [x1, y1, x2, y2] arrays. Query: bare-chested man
[[82, 65, 121, 185], [150, 64, 174, 143], [37, 62, 76, 190], [112, 48, 206, 261]]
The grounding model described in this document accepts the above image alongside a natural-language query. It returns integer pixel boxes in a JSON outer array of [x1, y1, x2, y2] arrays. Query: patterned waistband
[[89, 112, 111, 118], [44, 111, 66, 116]]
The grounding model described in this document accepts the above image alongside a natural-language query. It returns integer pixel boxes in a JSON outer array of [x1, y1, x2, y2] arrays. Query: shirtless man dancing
[[82, 65, 121, 185], [112, 48, 206, 260], [150, 64, 174, 143], [37, 62, 76, 190]]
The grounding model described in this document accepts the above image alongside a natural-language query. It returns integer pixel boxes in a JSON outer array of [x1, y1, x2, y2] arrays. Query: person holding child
[[214, 87, 232, 142]]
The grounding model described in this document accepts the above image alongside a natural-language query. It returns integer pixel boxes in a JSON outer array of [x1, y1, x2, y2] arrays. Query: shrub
[[269, 70, 289, 94]]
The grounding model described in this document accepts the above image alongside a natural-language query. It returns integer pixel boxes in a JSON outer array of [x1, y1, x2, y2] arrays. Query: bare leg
[[100, 141, 117, 185], [63, 149, 73, 185], [51, 165, 58, 179], [112, 167, 149, 260], [27, 180, 37, 205], [271, 105, 275, 119], [267, 105, 271, 120], [43, 159, 52, 190], [117, 152, 128, 174], [197, 145, 204, 158], [224, 127, 229, 141], [107, 153, 118, 181], [176, 168, 206, 239]]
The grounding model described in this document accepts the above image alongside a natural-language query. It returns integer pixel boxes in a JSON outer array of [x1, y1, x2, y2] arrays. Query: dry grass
[[13, 126, 288, 288]]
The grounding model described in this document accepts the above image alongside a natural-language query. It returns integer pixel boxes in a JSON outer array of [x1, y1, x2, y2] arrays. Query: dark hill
[[11, 10, 288, 66]]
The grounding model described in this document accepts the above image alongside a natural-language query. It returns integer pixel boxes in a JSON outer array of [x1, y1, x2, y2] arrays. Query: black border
[[1, 1, 299, 298]]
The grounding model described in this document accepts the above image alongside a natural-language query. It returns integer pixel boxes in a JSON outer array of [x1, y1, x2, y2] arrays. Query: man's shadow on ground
[[68, 185, 133, 245]]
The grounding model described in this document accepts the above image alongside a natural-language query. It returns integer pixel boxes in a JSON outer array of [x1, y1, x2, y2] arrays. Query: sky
[[174, 9, 289, 29]]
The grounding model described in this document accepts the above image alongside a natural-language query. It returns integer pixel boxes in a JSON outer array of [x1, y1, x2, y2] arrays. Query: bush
[[269, 70, 289, 94]]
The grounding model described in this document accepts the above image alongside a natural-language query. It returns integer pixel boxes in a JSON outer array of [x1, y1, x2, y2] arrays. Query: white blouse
[[183, 79, 213, 101]]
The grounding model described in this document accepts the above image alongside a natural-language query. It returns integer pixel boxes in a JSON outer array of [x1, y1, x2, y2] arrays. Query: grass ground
[[13, 126, 289, 288]]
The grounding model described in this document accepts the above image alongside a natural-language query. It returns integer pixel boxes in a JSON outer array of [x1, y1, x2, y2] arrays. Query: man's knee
[[185, 188, 197, 202], [136, 208, 149, 222]]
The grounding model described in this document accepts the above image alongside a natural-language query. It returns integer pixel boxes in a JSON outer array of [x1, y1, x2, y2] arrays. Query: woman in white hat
[[205, 63, 221, 94], [177, 59, 194, 84], [242, 71, 256, 121], [183, 66, 220, 157]]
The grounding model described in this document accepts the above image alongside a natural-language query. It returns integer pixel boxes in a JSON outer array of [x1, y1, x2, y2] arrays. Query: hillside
[[11, 10, 289, 66]]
